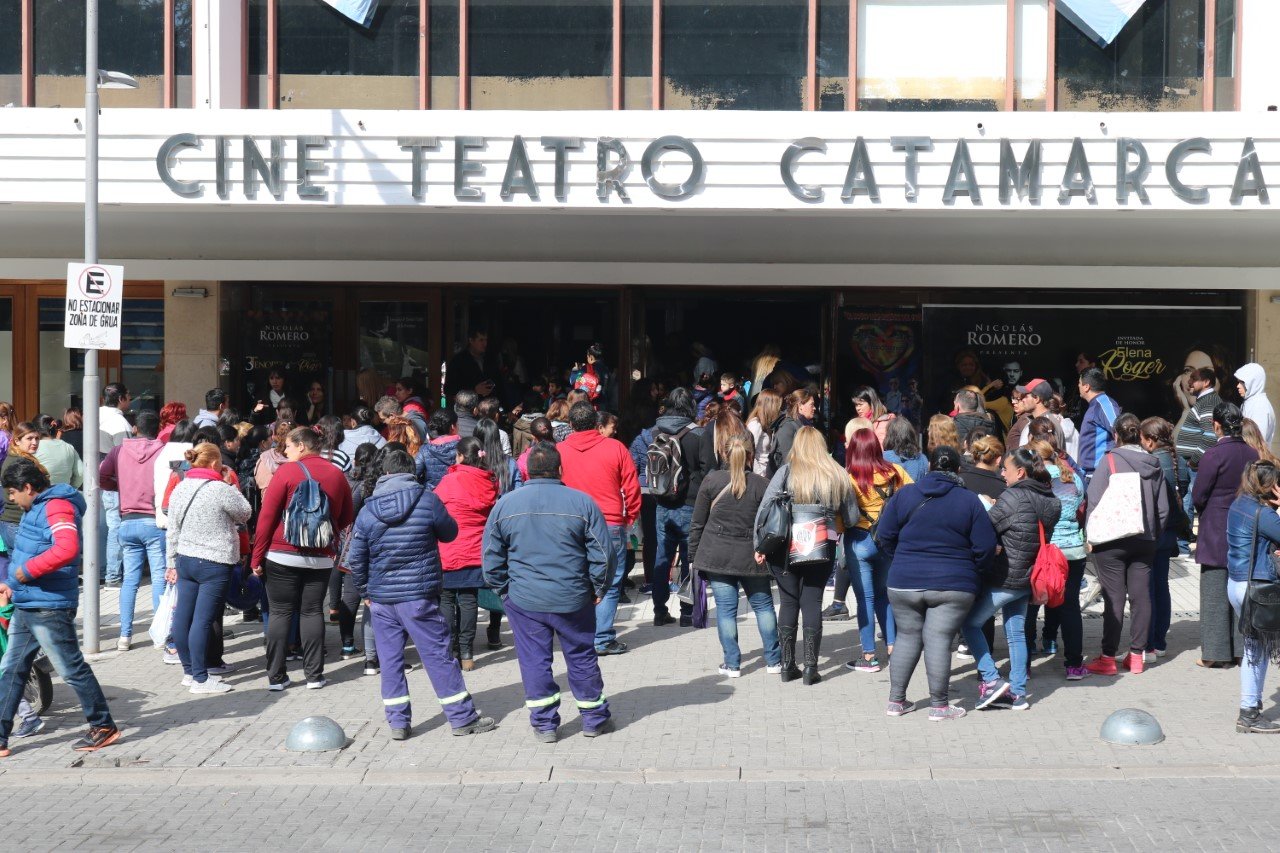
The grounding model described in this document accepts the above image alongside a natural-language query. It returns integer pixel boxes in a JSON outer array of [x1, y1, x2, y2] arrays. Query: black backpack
[[643, 426, 694, 499]]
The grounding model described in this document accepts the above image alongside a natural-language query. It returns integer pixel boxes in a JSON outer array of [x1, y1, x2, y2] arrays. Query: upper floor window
[[0, 0, 19, 108], [34, 0, 165, 108], [1056, 0, 1204, 111]]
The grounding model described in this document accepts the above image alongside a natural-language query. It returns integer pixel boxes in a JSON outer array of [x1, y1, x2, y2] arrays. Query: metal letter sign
[[65, 263, 123, 351]]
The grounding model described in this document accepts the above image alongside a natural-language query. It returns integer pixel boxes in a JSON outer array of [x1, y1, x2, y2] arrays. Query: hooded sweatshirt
[[434, 463, 499, 571], [338, 424, 386, 458], [1085, 444, 1171, 544], [653, 414, 706, 509], [1236, 363, 1276, 445], [99, 436, 166, 518], [874, 471, 997, 595], [558, 429, 642, 527]]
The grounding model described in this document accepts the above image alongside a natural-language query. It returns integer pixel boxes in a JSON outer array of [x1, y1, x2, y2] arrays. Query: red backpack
[[1030, 521, 1069, 607]]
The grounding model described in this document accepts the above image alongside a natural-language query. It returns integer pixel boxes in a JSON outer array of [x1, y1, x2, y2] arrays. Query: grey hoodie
[[339, 424, 386, 458], [1084, 444, 1170, 543], [1236, 363, 1275, 445]]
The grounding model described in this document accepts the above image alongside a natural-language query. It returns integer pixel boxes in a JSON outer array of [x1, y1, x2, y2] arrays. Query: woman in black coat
[[690, 434, 778, 678], [961, 447, 1060, 712]]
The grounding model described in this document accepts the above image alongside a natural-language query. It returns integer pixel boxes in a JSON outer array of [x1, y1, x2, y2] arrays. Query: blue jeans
[[171, 556, 232, 682], [845, 529, 895, 657], [962, 586, 1031, 697], [102, 490, 122, 583], [652, 504, 693, 616], [1148, 530, 1177, 652], [0, 607, 113, 741], [594, 526, 628, 649], [1180, 469, 1197, 553], [1228, 579, 1268, 708], [118, 517, 166, 639], [706, 574, 780, 669]]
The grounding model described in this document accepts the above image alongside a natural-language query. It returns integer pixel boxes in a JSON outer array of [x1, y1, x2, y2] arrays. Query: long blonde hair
[[1243, 418, 1279, 464], [724, 434, 754, 499], [927, 415, 959, 454], [787, 426, 853, 508], [746, 389, 782, 432], [750, 346, 781, 398], [843, 417, 873, 444]]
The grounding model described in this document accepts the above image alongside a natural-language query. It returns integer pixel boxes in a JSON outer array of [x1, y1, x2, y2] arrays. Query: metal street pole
[[82, 0, 101, 655]]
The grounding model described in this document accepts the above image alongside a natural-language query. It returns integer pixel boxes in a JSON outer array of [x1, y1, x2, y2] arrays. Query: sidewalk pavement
[[3, 553, 1262, 785]]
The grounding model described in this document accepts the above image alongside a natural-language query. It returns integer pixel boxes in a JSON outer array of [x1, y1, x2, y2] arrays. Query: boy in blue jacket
[[483, 442, 614, 743], [0, 459, 119, 755]]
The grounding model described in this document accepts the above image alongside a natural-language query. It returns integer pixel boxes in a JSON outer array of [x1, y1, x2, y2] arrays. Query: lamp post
[[82, 0, 138, 656]]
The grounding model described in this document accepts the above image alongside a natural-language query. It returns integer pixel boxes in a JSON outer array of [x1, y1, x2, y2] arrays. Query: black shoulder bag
[[1241, 506, 1280, 658]]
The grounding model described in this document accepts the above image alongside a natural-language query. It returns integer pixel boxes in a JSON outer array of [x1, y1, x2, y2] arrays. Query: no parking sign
[[65, 263, 123, 351]]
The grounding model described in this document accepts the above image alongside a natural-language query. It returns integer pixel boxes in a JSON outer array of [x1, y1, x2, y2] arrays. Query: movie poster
[[921, 305, 1244, 425], [240, 299, 333, 409], [839, 306, 924, 426]]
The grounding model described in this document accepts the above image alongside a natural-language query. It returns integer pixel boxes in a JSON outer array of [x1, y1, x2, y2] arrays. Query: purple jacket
[[1192, 437, 1259, 567]]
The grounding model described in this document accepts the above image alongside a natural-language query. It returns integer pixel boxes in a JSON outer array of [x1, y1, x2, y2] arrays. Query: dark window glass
[[175, 0, 192, 107], [816, 0, 848, 110], [1213, 0, 1235, 110], [664, 0, 807, 110], [39, 298, 86, 413], [1056, 0, 1204, 111], [623, 0, 652, 108], [121, 299, 164, 413], [0, 0, 20, 107], [430, 0, 459, 108], [278, 0, 419, 108], [469, 0, 612, 110], [35, 0, 165, 107], [247, 0, 268, 108]]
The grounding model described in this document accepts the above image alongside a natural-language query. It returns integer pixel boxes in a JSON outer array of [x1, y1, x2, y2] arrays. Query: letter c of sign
[[781, 138, 826, 202], [641, 136, 704, 201], [1165, 137, 1210, 204], [156, 133, 202, 197]]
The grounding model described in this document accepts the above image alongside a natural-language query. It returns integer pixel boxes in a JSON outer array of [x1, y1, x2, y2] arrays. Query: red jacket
[[433, 463, 498, 571], [558, 430, 641, 527], [251, 455, 354, 567]]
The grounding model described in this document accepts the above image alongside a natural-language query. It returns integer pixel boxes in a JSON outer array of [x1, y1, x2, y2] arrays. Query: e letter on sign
[[65, 263, 124, 351]]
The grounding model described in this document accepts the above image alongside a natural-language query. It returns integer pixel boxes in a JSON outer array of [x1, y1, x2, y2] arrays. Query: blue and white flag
[[319, 0, 378, 28], [1058, 0, 1149, 47]]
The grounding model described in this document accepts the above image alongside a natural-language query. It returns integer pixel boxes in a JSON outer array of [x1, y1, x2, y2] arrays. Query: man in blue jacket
[[1077, 367, 1121, 481], [0, 459, 119, 755], [483, 442, 614, 743]]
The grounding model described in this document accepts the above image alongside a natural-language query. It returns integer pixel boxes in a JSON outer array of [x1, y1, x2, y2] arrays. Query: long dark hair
[[474, 418, 511, 493]]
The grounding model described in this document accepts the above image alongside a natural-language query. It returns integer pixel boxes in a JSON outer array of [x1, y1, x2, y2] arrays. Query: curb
[[6, 763, 1278, 787]]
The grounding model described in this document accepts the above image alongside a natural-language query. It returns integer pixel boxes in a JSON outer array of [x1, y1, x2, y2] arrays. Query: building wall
[[1251, 289, 1280, 448], [163, 281, 221, 415]]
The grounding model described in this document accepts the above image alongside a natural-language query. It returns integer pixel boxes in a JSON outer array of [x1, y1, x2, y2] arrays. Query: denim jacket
[[1226, 495, 1280, 583]]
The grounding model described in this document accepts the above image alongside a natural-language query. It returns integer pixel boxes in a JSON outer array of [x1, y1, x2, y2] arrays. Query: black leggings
[[772, 563, 829, 634], [440, 588, 479, 658]]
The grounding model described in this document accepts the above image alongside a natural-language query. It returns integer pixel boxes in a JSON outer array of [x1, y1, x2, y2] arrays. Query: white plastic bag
[[1085, 455, 1146, 546], [148, 582, 178, 648]]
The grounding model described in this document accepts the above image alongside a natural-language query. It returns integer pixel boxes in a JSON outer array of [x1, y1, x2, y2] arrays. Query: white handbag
[[1085, 453, 1147, 546]]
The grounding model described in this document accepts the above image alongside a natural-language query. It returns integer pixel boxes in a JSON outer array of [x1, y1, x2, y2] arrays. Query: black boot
[[1237, 706, 1280, 734], [778, 627, 801, 682], [802, 627, 823, 685]]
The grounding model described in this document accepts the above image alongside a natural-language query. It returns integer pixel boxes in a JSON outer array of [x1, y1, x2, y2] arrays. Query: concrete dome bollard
[[285, 716, 348, 752], [1099, 708, 1165, 746]]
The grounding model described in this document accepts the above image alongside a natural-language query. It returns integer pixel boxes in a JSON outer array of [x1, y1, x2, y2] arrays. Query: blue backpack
[[284, 462, 334, 549]]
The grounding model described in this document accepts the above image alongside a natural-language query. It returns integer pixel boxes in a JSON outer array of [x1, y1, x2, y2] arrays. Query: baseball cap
[[1015, 378, 1053, 400]]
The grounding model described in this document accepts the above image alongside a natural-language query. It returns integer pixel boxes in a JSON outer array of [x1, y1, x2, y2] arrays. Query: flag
[[1057, 0, 1149, 47], [319, 0, 378, 28]]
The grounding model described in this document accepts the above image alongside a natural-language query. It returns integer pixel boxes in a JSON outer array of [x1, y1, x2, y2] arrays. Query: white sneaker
[[766, 664, 783, 675], [190, 677, 232, 695], [116, 636, 131, 652], [181, 674, 194, 687], [267, 677, 292, 692], [717, 664, 741, 679], [306, 678, 328, 690], [955, 644, 974, 661], [162, 651, 182, 665]]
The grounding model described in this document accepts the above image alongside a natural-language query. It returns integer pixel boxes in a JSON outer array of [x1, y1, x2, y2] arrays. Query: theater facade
[[0, 0, 1277, 430]]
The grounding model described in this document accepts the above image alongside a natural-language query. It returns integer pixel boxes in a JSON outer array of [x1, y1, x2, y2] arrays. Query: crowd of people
[[0, 340, 1277, 756]]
